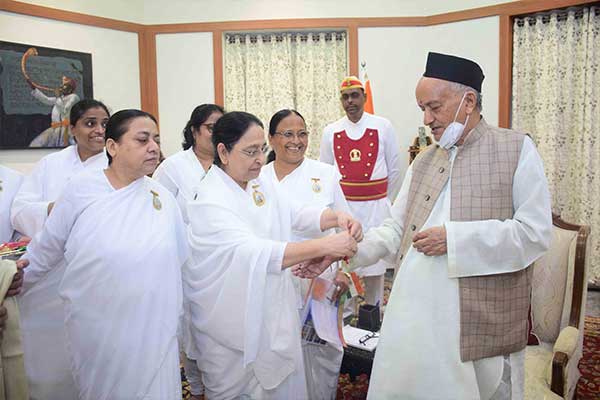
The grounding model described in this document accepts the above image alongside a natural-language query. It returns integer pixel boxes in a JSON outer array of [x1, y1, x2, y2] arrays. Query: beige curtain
[[223, 32, 347, 159], [512, 6, 600, 285]]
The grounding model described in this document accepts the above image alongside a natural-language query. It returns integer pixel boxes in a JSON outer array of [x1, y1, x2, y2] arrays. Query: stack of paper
[[302, 276, 344, 348], [342, 325, 379, 351]]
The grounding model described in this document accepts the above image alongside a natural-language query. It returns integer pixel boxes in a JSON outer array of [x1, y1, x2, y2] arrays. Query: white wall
[[0, 10, 141, 173], [359, 16, 499, 176], [12, 0, 144, 23], [140, 0, 515, 24], [1, 3, 503, 172], [155, 32, 215, 157], [18, 0, 517, 24]]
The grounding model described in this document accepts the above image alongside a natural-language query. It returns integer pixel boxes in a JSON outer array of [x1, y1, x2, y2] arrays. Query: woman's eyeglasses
[[274, 130, 309, 140], [239, 145, 270, 159]]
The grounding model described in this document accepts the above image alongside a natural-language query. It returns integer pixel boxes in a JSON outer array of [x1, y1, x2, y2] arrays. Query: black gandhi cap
[[423, 52, 485, 92]]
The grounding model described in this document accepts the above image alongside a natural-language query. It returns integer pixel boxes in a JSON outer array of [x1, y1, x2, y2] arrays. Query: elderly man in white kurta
[[320, 76, 401, 306], [347, 53, 553, 399], [11, 144, 107, 400], [0, 165, 23, 243]]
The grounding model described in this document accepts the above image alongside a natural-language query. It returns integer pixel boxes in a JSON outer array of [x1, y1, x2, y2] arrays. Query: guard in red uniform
[[320, 76, 401, 306]]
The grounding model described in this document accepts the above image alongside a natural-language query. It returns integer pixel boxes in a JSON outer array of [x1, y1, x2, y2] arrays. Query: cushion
[[531, 227, 577, 342], [544, 326, 580, 388], [525, 345, 562, 400], [553, 326, 579, 356]]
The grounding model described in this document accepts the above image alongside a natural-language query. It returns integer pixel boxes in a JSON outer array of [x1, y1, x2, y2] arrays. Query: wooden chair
[[408, 135, 432, 164], [525, 214, 590, 399]]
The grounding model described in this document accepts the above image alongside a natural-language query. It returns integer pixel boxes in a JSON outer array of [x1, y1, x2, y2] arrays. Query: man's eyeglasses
[[274, 130, 310, 140], [359, 331, 379, 345], [201, 123, 215, 133], [239, 145, 270, 159]]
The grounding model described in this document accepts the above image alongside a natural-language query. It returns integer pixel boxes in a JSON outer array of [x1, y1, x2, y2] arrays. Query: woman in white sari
[[15, 99, 110, 400], [153, 103, 224, 223], [23, 109, 188, 400], [263, 109, 351, 400], [153, 103, 224, 399], [184, 111, 362, 399]]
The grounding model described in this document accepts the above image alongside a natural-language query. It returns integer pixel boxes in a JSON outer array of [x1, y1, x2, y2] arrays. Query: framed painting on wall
[[0, 41, 93, 149]]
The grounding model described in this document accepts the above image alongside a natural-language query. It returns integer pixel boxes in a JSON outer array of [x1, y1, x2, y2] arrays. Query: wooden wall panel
[[2, 0, 598, 124]]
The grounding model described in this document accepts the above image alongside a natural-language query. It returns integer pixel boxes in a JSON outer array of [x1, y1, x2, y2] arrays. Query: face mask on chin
[[437, 93, 470, 149]]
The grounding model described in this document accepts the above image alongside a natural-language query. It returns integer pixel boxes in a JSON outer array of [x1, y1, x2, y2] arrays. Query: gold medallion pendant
[[311, 178, 322, 193], [252, 184, 265, 207], [150, 190, 162, 211]]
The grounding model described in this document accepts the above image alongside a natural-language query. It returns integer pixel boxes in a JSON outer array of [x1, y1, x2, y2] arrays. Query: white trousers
[[182, 354, 204, 396], [302, 342, 343, 400]]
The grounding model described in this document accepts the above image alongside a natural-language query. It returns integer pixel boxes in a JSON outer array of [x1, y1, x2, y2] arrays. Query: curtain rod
[[515, 4, 599, 26], [225, 31, 346, 44]]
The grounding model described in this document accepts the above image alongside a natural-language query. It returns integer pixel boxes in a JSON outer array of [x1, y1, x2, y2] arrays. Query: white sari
[[262, 158, 349, 400], [184, 166, 323, 399], [24, 169, 188, 400], [0, 165, 23, 243], [13, 146, 107, 400]]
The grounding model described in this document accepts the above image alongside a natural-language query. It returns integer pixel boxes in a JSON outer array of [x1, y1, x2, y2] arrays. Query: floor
[[586, 288, 600, 317]]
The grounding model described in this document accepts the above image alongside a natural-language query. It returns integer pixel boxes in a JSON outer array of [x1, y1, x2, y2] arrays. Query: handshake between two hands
[[292, 211, 363, 280]]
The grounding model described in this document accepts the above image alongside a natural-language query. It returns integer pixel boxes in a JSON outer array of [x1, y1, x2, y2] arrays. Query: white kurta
[[12, 146, 108, 400], [184, 166, 324, 400], [24, 169, 188, 400], [262, 158, 349, 400], [320, 112, 401, 276], [353, 137, 552, 400], [0, 166, 23, 243]]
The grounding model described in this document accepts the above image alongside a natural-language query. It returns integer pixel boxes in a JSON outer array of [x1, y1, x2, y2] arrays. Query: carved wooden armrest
[[548, 326, 579, 396]]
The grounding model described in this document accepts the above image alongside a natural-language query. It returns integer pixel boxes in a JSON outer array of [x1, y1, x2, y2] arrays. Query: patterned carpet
[[180, 305, 600, 399], [577, 316, 600, 399], [336, 316, 600, 399]]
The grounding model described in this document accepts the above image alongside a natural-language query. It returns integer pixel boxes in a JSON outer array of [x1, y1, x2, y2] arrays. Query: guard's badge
[[252, 184, 265, 207], [311, 178, 322, 193], [349, 148, 361, 162], [150, 190, 162, 210]]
